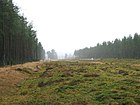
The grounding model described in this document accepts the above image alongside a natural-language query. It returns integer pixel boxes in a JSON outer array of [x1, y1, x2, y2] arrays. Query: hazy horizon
[[13, 0, 140, 57]]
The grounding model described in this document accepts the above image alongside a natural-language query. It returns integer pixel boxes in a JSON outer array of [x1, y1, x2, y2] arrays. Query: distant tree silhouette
[[65, 53, 68, 59], [47, 49, 58, 59]]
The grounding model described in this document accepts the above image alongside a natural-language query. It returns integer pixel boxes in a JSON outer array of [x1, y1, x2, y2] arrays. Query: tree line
[[0, 0, 45, 66], [74, 33, 140, 59]]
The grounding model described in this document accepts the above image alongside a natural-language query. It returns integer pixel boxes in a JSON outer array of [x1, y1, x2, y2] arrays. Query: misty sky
[[13, 0, 140, 56]]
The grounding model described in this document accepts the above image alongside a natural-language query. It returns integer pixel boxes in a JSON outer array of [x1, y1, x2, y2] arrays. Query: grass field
[[0, 59, 140, 105]]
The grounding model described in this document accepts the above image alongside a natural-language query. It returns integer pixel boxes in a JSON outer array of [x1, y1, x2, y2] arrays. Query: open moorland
[[0, 59, 140, 105]]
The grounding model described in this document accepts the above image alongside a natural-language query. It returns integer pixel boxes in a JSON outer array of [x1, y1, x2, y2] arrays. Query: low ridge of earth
[[0, 59, 140, 105]]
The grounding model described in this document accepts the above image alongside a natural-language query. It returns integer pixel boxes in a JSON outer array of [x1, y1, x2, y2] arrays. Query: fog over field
[[13, 0, 140, 57], [1, 1, 140, 104]]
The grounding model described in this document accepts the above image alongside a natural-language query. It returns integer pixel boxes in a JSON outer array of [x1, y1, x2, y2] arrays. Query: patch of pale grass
[[0, 61, 44, 96]]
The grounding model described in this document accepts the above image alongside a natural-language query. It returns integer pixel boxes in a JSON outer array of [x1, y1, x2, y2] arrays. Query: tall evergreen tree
[[0, 0, 45, 66]]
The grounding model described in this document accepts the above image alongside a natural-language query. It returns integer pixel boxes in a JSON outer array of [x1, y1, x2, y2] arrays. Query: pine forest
[[0, 0, 45, 66]]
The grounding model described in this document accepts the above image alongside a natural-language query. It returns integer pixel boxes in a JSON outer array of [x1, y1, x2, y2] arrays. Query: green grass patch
[[0, 59, 140, 105]]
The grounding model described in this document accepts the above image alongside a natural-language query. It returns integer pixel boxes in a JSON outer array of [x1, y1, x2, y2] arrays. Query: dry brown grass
[[0, 61, 44, 96]]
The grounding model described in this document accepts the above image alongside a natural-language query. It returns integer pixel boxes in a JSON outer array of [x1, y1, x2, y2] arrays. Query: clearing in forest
[[0, 59, 140, 105]]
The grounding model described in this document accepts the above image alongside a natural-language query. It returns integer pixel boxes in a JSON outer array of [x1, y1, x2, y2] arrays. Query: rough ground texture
[[0, 62, 44, 97], [0, 59, 140, 105]]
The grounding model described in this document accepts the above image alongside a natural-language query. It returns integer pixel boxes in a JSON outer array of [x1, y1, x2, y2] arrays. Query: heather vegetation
[[0, 59, 139, 105], [0, 1, 140, 105]]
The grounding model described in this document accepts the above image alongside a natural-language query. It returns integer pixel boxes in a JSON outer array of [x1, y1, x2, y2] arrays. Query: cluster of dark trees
[[74, 33, 140, 59], [0, 0, 45, 66], [47, 49, 58, 59]]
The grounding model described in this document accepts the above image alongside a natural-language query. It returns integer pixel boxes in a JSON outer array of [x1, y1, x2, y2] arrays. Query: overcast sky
[[13, 0, 140, 56]]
